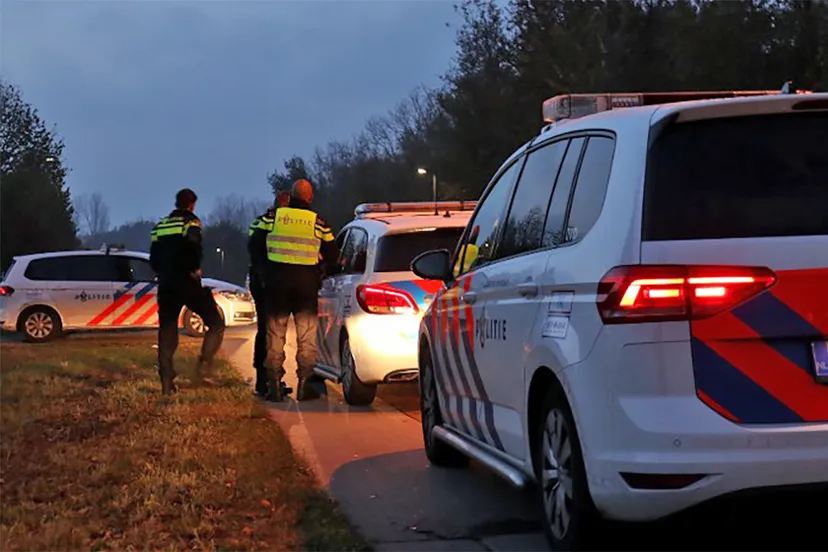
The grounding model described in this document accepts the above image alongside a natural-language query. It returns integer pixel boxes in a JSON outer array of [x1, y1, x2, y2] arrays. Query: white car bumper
[[346, 313, 422, 384]]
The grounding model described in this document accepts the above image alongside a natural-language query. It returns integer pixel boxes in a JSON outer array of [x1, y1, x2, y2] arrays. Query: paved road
[[6, 327, 821, 550], [222, 327, 826, 552]]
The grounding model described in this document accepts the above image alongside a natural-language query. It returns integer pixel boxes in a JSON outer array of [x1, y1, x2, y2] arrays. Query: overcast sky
[[1, 0, 460, 226]]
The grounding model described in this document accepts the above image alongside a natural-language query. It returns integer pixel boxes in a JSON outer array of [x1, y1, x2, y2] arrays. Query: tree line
[[268, 0, 828, 231]]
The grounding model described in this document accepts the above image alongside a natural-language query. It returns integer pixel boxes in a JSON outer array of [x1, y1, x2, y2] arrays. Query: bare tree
[[206, 194, 270, 231], [73, 191, 111, 236]]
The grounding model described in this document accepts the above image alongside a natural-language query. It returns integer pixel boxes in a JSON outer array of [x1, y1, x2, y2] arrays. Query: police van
[[0, 247, 256, 342], [313, 201, 474, 405], [410, 86, 828, 549]]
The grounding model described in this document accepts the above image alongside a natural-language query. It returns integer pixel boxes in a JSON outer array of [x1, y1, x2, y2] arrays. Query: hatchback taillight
[[0, 285, 14, 297], [597, 265, 776, 323], [356, 284, 419, 315]]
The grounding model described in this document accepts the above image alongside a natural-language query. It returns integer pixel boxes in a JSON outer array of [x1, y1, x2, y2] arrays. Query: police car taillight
[[356, 284, 419, 315], [0, 285, 14, 297], [597, 265, 776, 323]]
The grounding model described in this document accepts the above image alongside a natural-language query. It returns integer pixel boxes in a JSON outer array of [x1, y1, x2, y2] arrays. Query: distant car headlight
[[218, 290, 252, 302]]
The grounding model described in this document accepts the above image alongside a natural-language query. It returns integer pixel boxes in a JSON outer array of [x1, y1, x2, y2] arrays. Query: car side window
[[497, 140, 568, 259], [342, 228, 368, 275], [24, 256, 119, 282], [454, 159, 522, 277], [72, 256, 121, 281], [542, 137, 586, 248], [562, 136, 615, 245], [25, 258, 66, 281], [129, 258, 157, 281]]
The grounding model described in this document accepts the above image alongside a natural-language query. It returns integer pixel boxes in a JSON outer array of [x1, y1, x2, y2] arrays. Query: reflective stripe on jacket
[[266, 207, 325, 265], [151, 216, 200, 241], [248, 214, 275, 236]]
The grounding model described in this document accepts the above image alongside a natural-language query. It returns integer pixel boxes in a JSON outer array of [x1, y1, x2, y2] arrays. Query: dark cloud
[[1, 0, 459, 224]]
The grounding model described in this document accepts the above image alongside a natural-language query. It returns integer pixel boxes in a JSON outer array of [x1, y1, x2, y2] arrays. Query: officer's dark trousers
[[264, 265, 319, 383], [157, 282, 226, 383], [249, 276, 268, 392]]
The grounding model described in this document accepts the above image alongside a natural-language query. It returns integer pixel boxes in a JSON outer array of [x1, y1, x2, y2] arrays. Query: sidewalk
[[221, 328, 548, 552]]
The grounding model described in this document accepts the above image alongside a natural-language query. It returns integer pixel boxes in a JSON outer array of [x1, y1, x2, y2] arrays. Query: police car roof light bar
[[542, 83, 813, 124], [354, 201, 477, 218]]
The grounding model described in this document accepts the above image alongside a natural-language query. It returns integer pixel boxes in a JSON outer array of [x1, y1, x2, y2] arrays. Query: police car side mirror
[[411, 249, 452, 282]]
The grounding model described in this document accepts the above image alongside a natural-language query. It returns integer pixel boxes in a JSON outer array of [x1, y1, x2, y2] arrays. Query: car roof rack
[[541, 81, 813, 124], [100, 243, 126, 254], [354, 201, 478, 219]]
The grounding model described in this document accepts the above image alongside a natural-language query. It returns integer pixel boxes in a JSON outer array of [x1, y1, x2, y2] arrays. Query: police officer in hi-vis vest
[[150, 188, 226, 395], [262, 179, 338, 401], [247, 190, 290, 396]]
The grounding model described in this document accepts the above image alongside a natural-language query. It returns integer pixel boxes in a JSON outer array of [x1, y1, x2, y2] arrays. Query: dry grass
[[0, 337, 370, 551]]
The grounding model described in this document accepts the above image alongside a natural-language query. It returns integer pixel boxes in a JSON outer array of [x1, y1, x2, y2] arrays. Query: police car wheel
[[20, 307, 61, 343], [534, 389, 602, 551], [182, 309, 206, 337], [419, 348, 469, 468], [182, 307, 224, 337], [340, 336, 377, 406]]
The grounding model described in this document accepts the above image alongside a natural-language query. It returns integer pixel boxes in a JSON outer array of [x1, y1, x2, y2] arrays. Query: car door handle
[[517, 283, 538, 298], [461, 291, 478, 304]]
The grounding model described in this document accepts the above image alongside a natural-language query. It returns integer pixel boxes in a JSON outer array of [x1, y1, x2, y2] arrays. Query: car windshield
[[374, 227, 465, 273], [644, 111, 828, 240]]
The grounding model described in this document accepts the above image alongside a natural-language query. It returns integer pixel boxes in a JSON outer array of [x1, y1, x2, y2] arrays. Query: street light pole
[[417, 167, 438, 215], [216, 247, 224, 270], [432, 172, 437, 214]]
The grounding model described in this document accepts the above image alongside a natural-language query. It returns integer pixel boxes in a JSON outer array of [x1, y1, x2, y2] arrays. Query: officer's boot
[[264, 378, 285, 402], [194, 357, 217, 386], [296, 376, 322, 402], [254, 366, 268, 397], [160, 375, 178, 396]]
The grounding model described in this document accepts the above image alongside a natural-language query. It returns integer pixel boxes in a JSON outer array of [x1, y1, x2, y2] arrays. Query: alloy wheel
[[542, 408, 574, 541], [420, 360, 437, 447], [189, 313, 205, 334], [25, 312, 53, 339]]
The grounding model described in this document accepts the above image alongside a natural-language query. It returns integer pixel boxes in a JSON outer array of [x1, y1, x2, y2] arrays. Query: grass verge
[[0, 337, 370, 551]]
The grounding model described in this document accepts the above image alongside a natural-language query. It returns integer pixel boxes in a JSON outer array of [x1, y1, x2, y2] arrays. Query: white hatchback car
[[411, 88, 828, 549], [0, 247, 256, 342], [314, 201, 474, 405]]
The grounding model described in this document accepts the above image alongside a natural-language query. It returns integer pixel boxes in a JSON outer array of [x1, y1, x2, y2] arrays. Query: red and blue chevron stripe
[[691, 268, 828, 424]]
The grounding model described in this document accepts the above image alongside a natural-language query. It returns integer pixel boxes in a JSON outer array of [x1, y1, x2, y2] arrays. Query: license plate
[[812, 340, 828, 383]]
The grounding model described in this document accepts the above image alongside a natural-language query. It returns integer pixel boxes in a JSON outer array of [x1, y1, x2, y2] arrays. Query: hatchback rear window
[[643, 112, 828, 240], [374, 227, 465, 273]]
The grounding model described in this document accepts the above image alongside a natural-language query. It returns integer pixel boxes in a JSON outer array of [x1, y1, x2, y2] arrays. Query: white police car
[[313, 201, 474, 405], [411, 87, 828, 549], [0, 247, 256, 342]]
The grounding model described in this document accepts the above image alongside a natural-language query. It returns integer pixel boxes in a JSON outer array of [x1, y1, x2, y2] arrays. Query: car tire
[[340, 336, 377, 406], [419, 346, 469, 468], [534, 388, 603, 551], [182, 307, 224, 338], [19, 306, 62, 343]]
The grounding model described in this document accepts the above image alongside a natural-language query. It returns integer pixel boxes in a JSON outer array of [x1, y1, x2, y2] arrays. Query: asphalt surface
[[5, 326, 825, 551]]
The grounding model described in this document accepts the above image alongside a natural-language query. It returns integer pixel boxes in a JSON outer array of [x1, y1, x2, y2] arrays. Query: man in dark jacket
[[247, 190, 289, 396], [150, 188, 225, 395], [262, 179, 339, 401]]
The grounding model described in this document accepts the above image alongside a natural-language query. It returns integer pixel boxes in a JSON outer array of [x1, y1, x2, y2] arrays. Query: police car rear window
[[643, 112, 828, 240], [374, 227, 465, 273]]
